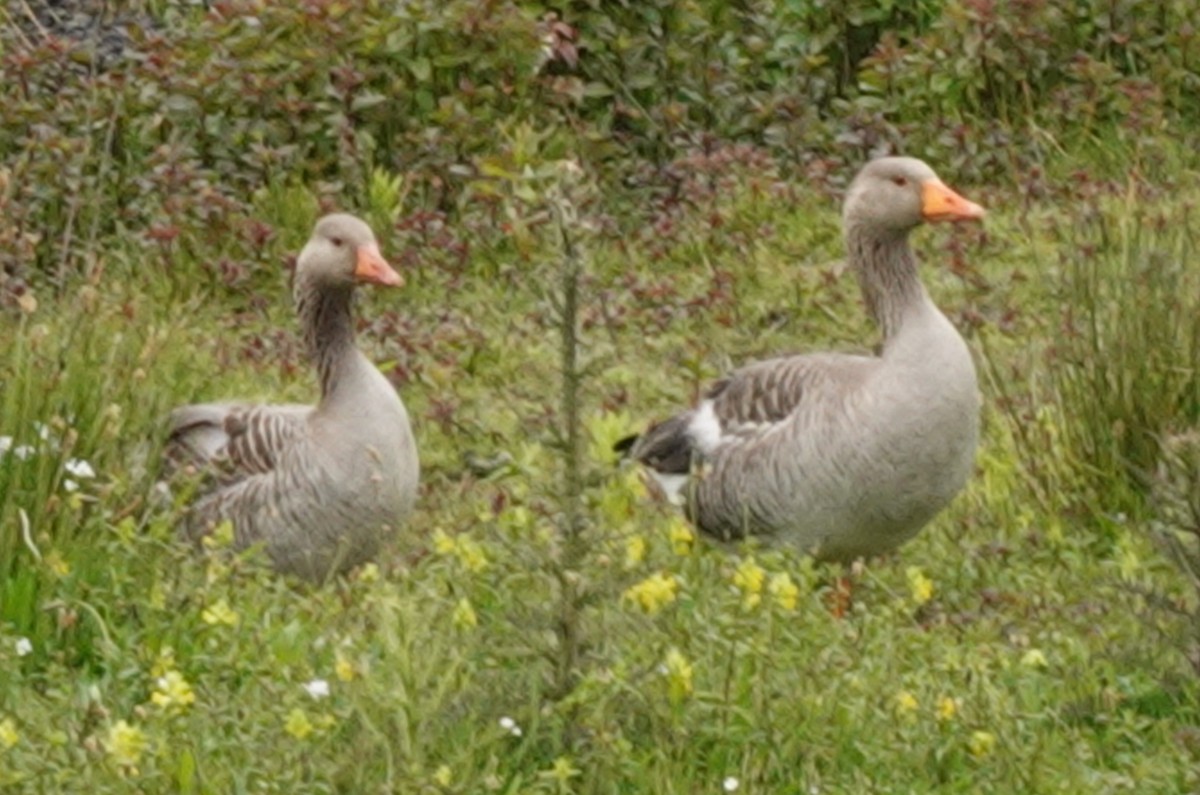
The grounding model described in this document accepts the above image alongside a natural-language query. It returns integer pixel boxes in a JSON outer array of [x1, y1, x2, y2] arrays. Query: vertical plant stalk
[[548, 168, 587, 704]]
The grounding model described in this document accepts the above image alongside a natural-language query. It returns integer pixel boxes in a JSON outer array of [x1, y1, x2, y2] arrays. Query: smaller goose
[[166, 214, 419, 581], [622, 157, 985, 563]]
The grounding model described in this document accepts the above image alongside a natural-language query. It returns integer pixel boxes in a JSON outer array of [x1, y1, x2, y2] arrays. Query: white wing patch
[[688, 400, 724, 454], [648, 471, 689, 505]]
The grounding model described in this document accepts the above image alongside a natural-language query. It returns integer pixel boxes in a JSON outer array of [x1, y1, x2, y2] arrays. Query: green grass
[[2, 165, 1199, 794]]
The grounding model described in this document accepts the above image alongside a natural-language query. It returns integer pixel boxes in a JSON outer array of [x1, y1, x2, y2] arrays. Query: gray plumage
[[626, 157, 985, 562], [165, 214, 419, 581]]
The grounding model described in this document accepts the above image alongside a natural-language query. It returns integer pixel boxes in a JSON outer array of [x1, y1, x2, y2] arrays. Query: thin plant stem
[[549, 171, 588, 708]]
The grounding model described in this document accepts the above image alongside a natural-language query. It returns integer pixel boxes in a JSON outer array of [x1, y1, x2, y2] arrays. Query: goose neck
[[844, 223, 928, 339], [295, 276, 358, 401]]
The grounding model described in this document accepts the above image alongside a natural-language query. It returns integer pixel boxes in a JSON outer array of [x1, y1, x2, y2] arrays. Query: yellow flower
[[0, 717, 19, 749], [906, 566, 934, 605], [663, 647, 694, 704], [894, 690, 919, 716], [498, 505, 534, 534], [433, 528, 457, 555], [732, 557, 766, 609], [968, 730, 996, 757], [768, 572, 800, 611], [624, 469, 649, 500], [105, 720, 148, 768], [667, 518, 695, 555], [454, 536, 489, 573], [203, 520, 235, 549], [335, 652, 357, 682], [150, 647, 176, 678], [433, 765, 452, 787], [284, 708, 314, 740], [150, 670, 196, 713], [544, 756, 580, 785], [936, 696, 959, 722], [201, 598, 239, 627], [1020, 649, 1048, 669], [452, 597, 478, 629], [623, 572, 680, 614], [46, 550, 71, 577], [357, 562, 380, 583], [624, 534, 647, 569], [204, 557, 229, 585]]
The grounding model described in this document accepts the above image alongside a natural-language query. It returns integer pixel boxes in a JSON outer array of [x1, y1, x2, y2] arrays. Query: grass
[[2, 156, 1199, 793]]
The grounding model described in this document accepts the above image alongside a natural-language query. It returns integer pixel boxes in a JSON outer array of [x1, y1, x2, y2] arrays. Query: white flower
[[499, 716, 522, 737], [15, 637, 32, 657], [0, 437, 34, 460], [63, 479, 79, 493], [33, 422, 51, 441], [302, 679, 330, 699], [723, 777, 739, 792], [65, 459, 96, 479]]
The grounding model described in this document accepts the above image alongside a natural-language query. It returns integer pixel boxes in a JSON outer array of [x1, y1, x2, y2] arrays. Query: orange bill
[[921, 180, 986, 223], [354, 243, 403, 287]]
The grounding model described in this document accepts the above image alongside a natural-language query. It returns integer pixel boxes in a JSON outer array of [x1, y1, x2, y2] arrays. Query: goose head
[[296, 213, 402, 289], [843, 157, 985, 234]]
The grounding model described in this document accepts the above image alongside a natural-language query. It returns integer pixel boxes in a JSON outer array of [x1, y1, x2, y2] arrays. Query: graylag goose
[[622, 157, 984, 563], [166, 214, 419, 581]]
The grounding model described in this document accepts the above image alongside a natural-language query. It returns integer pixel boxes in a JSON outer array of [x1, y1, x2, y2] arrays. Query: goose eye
[[891, 176, 908, 187], [330, 237, 344, 247]]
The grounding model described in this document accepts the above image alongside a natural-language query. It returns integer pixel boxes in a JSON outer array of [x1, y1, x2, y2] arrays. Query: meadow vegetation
[[1, 0, 1199, 792]]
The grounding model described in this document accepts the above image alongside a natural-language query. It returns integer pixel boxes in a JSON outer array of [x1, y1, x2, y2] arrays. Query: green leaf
[[409, 57, 432, 83], [351, 92, 388, 112], [582, 82, 614, 98], [177, 749, 197, 794], [478, 158, 519, 181]]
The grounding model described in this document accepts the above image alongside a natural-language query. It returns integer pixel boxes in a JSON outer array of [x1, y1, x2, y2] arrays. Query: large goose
[[166, 214, 419, 581], [622, 157, 984, 563]]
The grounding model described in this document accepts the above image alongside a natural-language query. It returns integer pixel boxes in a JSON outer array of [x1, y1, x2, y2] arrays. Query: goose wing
[[165, 402, 311, 483], [701, 353, 876, 445], [628, 352, 878, 474]]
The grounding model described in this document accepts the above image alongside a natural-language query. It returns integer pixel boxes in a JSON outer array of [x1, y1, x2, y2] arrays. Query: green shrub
[[4, 0, 1197, 296], [1041, 191, 1200, 514]]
